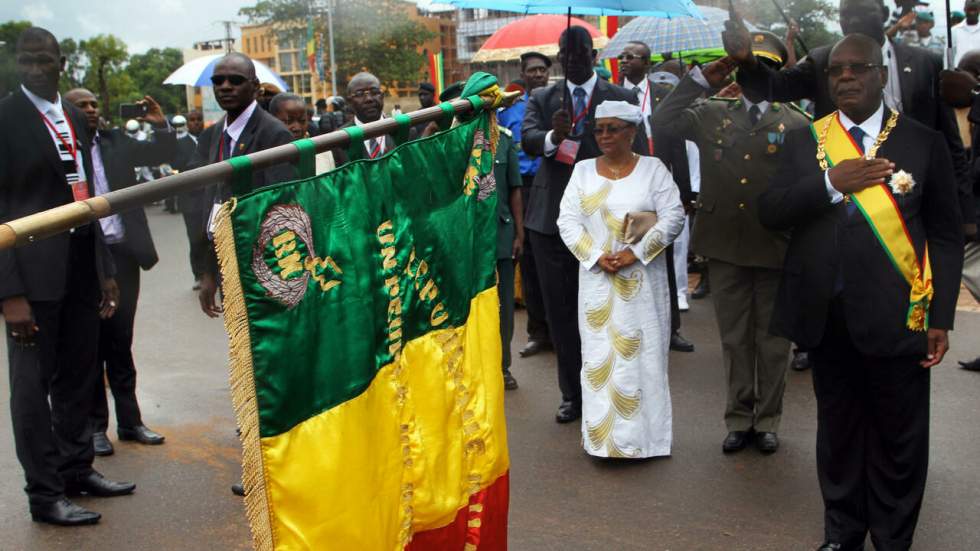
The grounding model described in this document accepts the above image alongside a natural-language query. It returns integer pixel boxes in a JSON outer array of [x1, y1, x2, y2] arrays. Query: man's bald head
[[830, 33, 884, 66], [348, 72, 380, 90], [16, 27, 59, 56], [215, 52, 256, 79], [64, 88, 96, 103], [64, 88, 100, 131]]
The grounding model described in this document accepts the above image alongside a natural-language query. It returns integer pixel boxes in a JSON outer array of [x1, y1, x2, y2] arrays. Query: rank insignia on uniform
[[767, 132, 785, 146], [767, 144, 778, 154]]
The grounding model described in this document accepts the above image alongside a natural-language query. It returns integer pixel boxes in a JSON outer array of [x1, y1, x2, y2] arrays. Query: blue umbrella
[[444, 0, 704, 19], [599, 6, 758, 60]]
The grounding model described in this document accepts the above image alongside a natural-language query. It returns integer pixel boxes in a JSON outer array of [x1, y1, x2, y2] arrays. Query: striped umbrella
[[599, 6, 758, 60]]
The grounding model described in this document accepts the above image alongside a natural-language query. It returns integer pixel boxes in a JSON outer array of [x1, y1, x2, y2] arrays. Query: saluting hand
[[702, 56, 738, 89], [722, 9, 756, 69], [828, 158, 895, 195]]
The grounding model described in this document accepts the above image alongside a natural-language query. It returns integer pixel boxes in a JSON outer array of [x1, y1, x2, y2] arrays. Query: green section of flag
[[227, 112, 498, 438]]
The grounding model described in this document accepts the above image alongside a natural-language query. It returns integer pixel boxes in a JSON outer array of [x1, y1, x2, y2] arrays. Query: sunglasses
[[593, 124, 632, 136], [825, 63, 882, 78], [617, 53, 645, 62], [210, 74, 249, 86]]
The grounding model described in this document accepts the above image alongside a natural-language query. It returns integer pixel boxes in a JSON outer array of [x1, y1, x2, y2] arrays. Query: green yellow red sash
[[810, 112, 933, 331]]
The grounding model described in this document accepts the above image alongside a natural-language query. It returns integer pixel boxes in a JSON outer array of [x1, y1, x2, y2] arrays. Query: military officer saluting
[[651, 32, 810, 454]]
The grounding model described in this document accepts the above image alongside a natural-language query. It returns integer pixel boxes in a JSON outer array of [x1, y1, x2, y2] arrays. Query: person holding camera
[[64, 88, 176, 457]]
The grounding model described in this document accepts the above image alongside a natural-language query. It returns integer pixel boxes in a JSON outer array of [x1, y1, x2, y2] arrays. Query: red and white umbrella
[[472, 14, 608, 63]]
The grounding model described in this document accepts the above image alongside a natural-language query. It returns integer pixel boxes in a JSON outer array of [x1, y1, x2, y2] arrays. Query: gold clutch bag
[[622, 211, 658, 245]]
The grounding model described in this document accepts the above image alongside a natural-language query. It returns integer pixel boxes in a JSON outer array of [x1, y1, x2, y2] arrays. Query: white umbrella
[[163, 54, 290, 91]]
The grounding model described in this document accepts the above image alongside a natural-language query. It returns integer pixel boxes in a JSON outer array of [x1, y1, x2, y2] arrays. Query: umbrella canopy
[[446, 0, 704, 18], [472, 14, 608, 63], [599, 6, 757, 60], [163, 54, 290, 91]]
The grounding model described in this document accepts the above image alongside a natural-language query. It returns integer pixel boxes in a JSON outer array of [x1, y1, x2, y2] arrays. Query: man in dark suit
[[725, 0, 975, 240], [758, 35, 963, 551], [171, 112, 208, 290], [192, 53, 295, 319], [522, 26, 647, 423], [65, 87, 175, 457], [333, 72, 406, 166], [0, 27, 135, 527]]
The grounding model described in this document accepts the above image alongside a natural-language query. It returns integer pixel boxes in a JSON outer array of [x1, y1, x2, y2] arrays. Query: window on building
[[279, 52, 294, 72], [300, 74, 312, 94]]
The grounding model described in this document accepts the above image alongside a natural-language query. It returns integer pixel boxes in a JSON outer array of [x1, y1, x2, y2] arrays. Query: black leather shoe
[[816, 544, 843, 551], [65, 471, 135, 497], [30, 498, 100, 526], [691, 273, 710, 299], [959, 357, 980, 371], [722, 431, 752, 453], [92, 432, 114, 456], [670, 331, 695, 353], [791, 351, 811, 371], [555, 400, 581, 424], [231, 483, 245, 497], [118, 425, 165, 445], [756, 432, 779, 454], [502, 369, 518, 390], [519, 340, 552, 358]]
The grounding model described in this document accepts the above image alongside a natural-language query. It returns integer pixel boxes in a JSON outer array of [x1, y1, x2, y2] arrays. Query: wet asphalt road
[[1, 208, 978, 551]]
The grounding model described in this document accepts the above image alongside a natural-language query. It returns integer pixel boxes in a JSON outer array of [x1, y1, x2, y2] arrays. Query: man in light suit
[[724, 0, 975, 241], [759, 35, 963, 551], [65, 87, 176, 457], [522, 26, 647, 423]]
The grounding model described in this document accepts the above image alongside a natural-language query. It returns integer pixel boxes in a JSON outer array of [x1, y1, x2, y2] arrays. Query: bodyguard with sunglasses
[[723, 0, 975, 239], [190, 53, 294, 318]]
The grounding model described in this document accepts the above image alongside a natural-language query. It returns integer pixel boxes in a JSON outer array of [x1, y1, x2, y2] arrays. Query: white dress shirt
[[623, 76, 653, 142], [90, 132, 126, 243], [355, 115, 387, 158], [222, 100, 259, 156], [824, 102, 886, 203], [544, 71, 599, 156], [22, 85, 87, 186]]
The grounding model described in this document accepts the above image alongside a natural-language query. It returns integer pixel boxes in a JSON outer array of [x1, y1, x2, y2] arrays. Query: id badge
[[555, 139, 581, 166], [70, 181, 90, 202], [207, 202, 222, 240]]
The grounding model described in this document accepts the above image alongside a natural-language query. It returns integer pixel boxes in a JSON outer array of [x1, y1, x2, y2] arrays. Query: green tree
[[240, 0, 435, 93], [59, 37, 84, 90], [0, 20, 33, 97], [79, 34, 134, 123], [740, 0, 841, 59], [127, 48, 186, 113]]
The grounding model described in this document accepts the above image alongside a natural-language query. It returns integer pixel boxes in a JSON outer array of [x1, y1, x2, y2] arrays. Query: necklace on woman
[[604, 152, 638, 180]]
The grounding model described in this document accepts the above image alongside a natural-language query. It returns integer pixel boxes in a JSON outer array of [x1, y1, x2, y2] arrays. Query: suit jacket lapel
[[893, 42, 914, 111], [208, 115, 226, 163], [17, 91, 66, 180], [235, 110, 261, 156], [755, 104, 782, 131]]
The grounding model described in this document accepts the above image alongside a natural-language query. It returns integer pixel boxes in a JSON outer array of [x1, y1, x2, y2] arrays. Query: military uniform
[[493, 128, 523, 375], [651, 46, 810, 440]]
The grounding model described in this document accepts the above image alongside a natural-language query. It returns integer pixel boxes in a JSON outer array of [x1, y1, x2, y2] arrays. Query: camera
[[119, 103, 148, 119]]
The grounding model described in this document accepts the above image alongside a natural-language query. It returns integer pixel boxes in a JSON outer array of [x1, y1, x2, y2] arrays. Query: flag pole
[[946, 0, 955, 67], [0, 92, 521, 251]]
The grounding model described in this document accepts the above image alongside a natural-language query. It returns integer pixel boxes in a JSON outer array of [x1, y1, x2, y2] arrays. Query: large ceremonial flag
[[306, 19, 317, 74], [428, 51, 445, 98], [212, 89, 509, 550]]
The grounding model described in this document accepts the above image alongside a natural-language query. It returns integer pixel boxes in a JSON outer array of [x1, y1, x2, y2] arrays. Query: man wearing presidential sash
[[759, 35, 963, 551]]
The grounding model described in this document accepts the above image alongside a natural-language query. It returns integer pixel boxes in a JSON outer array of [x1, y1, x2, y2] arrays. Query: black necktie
[[848, 126, 866, 154], [749, 105, 761, 126], [222, 130, 232, 160]]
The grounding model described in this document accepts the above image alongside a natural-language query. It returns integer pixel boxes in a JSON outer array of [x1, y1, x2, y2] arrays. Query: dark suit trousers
[[519, 180, 550, 343], [528, 230, 582, 404], [810, 301, 929, 551], [664, 244, 681, 332], [6, 234, 100, 505], [92, 246, 143, 431], [181, 207, 207, 280], [497, 258, 515, 370]]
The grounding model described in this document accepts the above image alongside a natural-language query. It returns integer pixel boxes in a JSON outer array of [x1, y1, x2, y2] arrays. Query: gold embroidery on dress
[[643, 229, 667, 263], [612, 271, 642, 301], [585, 292, 613, 332], [571, 231, 594, 262], [609, 326, 642, 360], [579, 180, 611, 215], [586, 408, 615, 450], [606, 439, 640, 458], [584, 348, 614, 390], [609, 384, 642, 419], [602, 207, 624, 241]]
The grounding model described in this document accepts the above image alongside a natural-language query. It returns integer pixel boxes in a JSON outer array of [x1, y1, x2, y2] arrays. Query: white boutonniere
[[889, 170, 916, 195]]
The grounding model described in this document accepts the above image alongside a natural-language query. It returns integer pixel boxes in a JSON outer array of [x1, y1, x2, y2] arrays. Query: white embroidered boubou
[[889, 170, 915, 195]]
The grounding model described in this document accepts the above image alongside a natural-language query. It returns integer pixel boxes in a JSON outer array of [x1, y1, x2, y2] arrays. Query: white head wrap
[[594, 100, 643, 125]]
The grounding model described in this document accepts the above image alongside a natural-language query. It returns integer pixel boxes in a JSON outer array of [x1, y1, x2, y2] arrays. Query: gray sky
[[0, 0, 971, 55]]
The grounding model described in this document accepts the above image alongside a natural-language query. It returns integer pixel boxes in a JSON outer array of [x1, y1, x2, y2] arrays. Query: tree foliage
[[740, 0, 842, 59], [59, 38, 84, 90], [0, 20, 32, 97], [127, 48, 186, 113], [240, 0, 435, 94], [80, 34, 131, 116]]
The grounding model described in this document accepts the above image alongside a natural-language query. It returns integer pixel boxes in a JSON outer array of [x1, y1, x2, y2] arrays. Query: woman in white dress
[[556, 101, 685, 458]]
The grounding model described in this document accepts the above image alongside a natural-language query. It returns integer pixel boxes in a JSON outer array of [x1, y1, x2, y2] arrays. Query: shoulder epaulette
[[784, 102, 813, 120], [707, 95, 738, 102]]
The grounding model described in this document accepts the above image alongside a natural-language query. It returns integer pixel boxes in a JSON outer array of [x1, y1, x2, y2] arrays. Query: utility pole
[[314, 0, 339, 96], [216, 20, 236, 53]]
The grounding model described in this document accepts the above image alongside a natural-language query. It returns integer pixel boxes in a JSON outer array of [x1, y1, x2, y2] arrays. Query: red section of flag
[[605, 16, 619, 83], [405, 472, 510, 551]]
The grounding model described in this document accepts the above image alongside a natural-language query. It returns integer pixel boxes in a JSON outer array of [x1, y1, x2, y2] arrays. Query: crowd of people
[[2, 0, 980, 548]]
